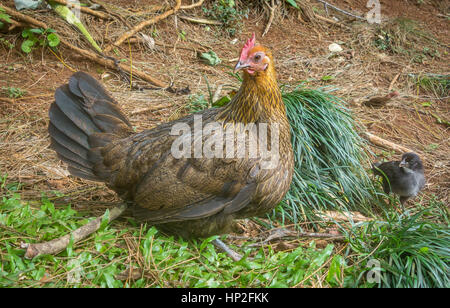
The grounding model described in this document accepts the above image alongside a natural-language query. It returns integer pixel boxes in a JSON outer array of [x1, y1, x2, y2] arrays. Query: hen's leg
[[212, 239, 242, 262]]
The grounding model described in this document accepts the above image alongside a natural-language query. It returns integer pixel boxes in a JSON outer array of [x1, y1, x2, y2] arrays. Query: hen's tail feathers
[[48, 72, 132, 181]]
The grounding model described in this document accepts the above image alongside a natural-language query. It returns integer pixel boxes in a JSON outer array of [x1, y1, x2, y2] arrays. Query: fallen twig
[[262, 0, 278, 37], [91, 0, 133, 29], [63, 40, 167, 87], [319, 210, 372, 222], [388, 73, 401, 92], [104, 0, 182, 52], [178, 15, 222, 26], [23, 204, 128, 259], [213, 239, 242, 262], [0, 97, 16, 104], [314, 0, 365, 20], [364, 132, 414, 154], [248, 228, 345, 248], [131, 103, 174, 116], [314, 13, 351, 29], [180, 0, 205, 10], [0, 5, 167, 88]]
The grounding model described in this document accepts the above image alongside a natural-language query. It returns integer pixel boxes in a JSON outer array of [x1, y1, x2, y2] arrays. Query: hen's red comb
[[239, 33, 256, 62]]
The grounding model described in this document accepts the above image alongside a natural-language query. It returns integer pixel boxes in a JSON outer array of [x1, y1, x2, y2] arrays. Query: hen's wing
[[98, 110, 259, 222]]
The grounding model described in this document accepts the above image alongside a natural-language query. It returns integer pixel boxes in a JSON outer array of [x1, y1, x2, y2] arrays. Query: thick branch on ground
[[44, 0, 110, 19], [0, 4, 48, 28], [61, 39, 167, 87], [364, 132, 414, 154], [23, 204, 128, 259], [104, 0, 182, 52], [0, 5, 167, 88]]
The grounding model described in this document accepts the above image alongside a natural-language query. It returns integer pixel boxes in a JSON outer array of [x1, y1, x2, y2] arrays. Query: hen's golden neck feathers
[[218, 50, 286, 125]]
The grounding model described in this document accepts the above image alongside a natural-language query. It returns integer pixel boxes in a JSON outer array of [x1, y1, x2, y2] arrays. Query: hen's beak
[[234, 61, 250, 73]]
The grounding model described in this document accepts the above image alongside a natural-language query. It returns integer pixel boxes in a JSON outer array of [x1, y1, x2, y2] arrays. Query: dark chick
[[373, 152, 426, 205]]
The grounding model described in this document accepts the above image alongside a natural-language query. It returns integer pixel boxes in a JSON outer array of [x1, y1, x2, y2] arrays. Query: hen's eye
[[254, 54, 262, 62]]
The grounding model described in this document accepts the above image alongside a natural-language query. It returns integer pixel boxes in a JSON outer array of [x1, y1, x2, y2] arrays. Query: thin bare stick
[[314, 0, 365, 20], [180, 0, 205, 10], [314, 13, 351, 29], [249, 229, 345, 247], [91, 0, 133, 28], [262, 0, 278, 37], [364, 132, 414, 154], [388, 73, 401, 92], [104, 0, 182, 52], [23, 204, 128, 259], [213, 239, 242, 262], [178, 15, 222, 26]]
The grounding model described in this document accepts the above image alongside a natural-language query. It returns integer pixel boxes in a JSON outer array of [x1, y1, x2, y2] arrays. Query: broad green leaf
[[321, 75, 335, 81], [200, 51, 222, 66], [48, 1, 102, 53], [47, 33, 60, 47], [285, 0, 299, 9], [21, 39, 35, 53]]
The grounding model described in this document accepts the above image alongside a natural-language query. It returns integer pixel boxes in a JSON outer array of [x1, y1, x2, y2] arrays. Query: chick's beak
[[399, 160, 408, 168], [234, 60, 250, 73]]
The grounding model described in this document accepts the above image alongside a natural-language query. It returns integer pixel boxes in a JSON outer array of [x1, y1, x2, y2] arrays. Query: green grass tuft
[[0, 193, 342, 287], [374, 18, 441, 63], [347, 204, 450, 288], [274, 86, 381, 226]]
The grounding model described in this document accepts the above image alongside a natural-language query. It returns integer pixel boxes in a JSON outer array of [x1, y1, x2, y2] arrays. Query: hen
[[373, 152, 426, 206], [48, 34, 294, 241]]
